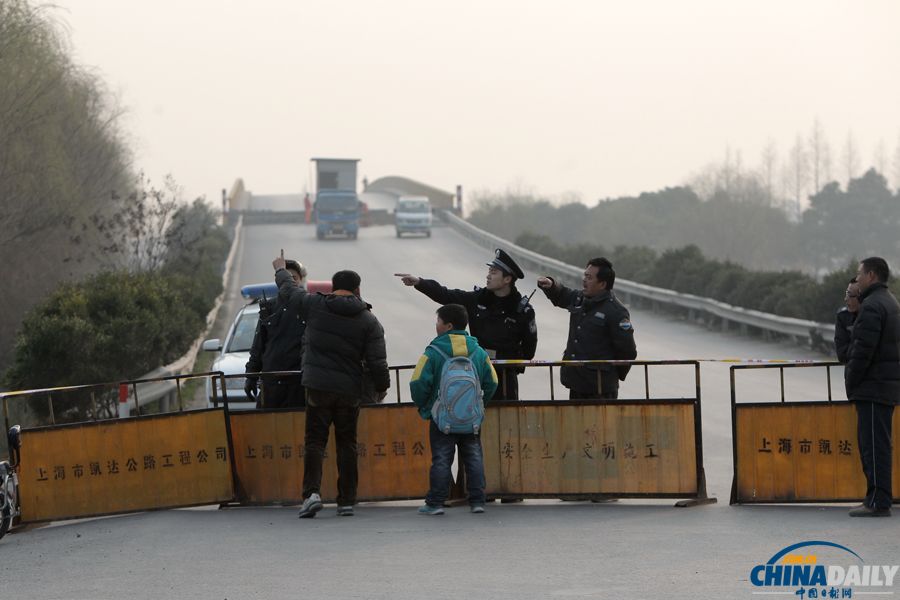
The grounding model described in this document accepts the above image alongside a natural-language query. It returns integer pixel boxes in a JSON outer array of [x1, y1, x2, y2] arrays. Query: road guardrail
[[440, 210, 835, 347]]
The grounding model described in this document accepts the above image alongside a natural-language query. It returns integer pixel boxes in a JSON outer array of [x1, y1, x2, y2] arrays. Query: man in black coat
[[273, 252, 390, 519], [834, 278, 860, 364], [244, 259, 307, 408], [538, 257, 636, 399], [845, 257, 899, 517], [395, 248, 537, 400]]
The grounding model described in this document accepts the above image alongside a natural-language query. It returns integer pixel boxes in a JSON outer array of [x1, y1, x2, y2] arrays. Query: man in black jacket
[[244, 259, 307, 408], [395, 248, 537, 400], [834, 278, 859, 364], [538, 257, 636, 399], [845, 257, 899, 517], [273, 252, 390, 518]]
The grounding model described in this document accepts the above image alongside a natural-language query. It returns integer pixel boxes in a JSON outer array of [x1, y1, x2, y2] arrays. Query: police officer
[[538, 257, 636, 399], [245, 259, 308, 408], [396, 248, 537, 400]]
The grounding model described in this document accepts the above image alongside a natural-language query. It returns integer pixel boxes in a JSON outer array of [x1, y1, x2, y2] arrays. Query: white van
[[395, 195, 432, 238]]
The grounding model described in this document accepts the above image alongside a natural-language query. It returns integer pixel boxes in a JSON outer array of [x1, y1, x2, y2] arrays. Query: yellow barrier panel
[[733, 403, 900, 503], [231, 401, 703, 504], [482, 401, 699, 497], [229, 404, 432, 504], [18, 409, 234, 522]]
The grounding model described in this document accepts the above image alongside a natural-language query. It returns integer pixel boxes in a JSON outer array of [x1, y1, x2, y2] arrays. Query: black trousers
[[855, 400, 895, 510], [302, 389, 360, 506], [493, 367, 519, 401], [261, 379, 305, 409], [568, 371, 619, 400]]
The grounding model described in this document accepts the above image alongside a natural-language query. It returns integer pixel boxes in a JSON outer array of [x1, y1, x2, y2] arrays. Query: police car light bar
[[241, 282, 278, 301], [240, 280, 333, 301]]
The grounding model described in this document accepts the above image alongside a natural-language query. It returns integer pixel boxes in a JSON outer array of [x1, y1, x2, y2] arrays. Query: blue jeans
[[425, 421, 486, 507]]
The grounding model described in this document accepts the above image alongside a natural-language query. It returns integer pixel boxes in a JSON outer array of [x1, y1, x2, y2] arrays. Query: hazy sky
[[52, 0, 900, 206]]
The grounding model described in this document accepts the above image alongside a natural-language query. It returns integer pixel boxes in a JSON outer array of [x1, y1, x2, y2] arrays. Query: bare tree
[[821, 142, 833, 187], [808, 118, 830, 194], [760, 139, 778, 206], [87, 173, 184, 272], [873, 138, 888, 176], [841, 131, 861, 188], [787, 133, 808, 218], [892, 133, 900, 192]]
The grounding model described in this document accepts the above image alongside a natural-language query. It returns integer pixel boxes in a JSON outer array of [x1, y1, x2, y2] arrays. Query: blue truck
[[310, 158, 361, 240], [315, 189, 360, 239]]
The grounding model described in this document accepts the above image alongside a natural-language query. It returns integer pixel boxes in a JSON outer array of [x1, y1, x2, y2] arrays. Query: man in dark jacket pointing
[[845, 257, 899, 517], [395, 248, 537, 400], [538, 257, 636, 400], [273, 251, 390, 519]]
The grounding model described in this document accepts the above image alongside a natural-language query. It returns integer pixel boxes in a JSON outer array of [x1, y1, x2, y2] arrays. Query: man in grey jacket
[[273, 251, 390, 519]]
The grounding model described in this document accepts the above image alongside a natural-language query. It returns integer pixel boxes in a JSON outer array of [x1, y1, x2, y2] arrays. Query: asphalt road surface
[[2, 223, 895, 600]]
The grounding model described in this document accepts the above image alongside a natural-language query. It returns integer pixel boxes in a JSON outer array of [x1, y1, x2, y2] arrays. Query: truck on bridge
[[311, 158, 361, 239]]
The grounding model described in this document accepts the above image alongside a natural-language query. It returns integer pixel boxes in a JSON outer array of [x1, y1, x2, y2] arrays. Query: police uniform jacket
[[246, 295, 306, 382], [833, 307, 856, 365], [542, 279, 636, 392], [414, 279, 537, 362], [276, 269, 390, 399], [844, 282, 900, 406]]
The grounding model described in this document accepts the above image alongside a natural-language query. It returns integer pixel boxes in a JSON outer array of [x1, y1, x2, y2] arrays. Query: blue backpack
[[428, 344, 485, 435]]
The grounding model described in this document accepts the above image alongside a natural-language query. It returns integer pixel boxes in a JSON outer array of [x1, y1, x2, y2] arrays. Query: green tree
[[0, 0, 134, 372]]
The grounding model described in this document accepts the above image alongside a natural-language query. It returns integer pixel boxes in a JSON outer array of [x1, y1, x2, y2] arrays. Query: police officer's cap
[[486, 248, 524, 280], [285, 259, 307, 279]]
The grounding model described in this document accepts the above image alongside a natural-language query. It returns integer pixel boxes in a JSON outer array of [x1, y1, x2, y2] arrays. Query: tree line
[[514, 234, 886, 324], [1, 0, 230, 421], [470, 168, 900, 278]]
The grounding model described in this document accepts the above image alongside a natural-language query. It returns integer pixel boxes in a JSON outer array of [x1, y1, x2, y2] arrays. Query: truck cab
[[395, 195, 432, 238], [315, 189, 360, 239]]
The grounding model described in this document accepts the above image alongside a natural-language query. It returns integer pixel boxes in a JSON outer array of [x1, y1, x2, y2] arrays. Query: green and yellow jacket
[[409, 330, 498, 420]]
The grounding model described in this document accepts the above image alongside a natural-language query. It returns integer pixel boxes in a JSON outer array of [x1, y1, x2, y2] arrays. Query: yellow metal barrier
[[18, 409, 233, 522], [3, 359, 713, 526], [229, 404, 431, 504], [483, 402, 699, 498], [730, 362, 900, 504]]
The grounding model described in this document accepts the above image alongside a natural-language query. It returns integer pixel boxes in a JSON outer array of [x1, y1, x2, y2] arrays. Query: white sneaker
[[298, 493, 323, 518]]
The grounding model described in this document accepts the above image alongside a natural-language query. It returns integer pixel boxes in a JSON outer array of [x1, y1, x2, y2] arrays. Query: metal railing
[[727, 360, 867, 505], [729, 360, 842, 404], [1, 371, 227, 433], [440, 210, 835, 345], [215, 359, 702, 406], [3, 358, 703, 433]]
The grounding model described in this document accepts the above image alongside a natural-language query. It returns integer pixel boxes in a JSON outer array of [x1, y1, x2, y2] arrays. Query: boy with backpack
[[410, 304, 498, 515]]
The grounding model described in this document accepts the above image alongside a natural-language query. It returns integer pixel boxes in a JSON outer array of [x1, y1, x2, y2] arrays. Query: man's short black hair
[[437, 304, 468, 331], [860, 257, 890, 283], [332, 270, 361, 292], [586, 257, 616, 290]]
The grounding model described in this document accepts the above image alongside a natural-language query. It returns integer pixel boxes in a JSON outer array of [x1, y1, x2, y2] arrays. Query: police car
[[202, 281, 330, 409]]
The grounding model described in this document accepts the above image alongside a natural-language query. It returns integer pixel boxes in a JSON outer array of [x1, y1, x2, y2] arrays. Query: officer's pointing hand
[[537, 277, 553, 289], [272, 249, 286, 272], [394, 273, 420, 287]]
